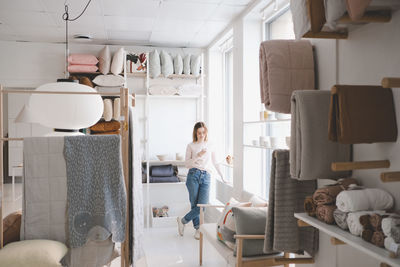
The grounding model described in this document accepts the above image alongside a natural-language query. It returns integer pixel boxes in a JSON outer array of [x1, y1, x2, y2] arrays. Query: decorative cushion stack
[[68, 54, 98, 73]]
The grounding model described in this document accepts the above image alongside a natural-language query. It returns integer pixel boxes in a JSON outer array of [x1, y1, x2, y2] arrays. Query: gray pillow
[[232, 207, 271, 257], [149, 50, 161, 78], [174, 54, 183, 75], [190, 54, 201, 76], [160, 50, 173, 77], [183, 54, 191, 75]]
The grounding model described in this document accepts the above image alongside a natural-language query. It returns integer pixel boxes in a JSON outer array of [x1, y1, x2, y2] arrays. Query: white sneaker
[[177, 217, 185, 236], [194, 229, 201, 240]]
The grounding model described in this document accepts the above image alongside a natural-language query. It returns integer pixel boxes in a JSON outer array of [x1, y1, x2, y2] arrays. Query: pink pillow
[[68, 54, 99, 65], [345, 0, 372, 21], [68, 64, 98, 73]]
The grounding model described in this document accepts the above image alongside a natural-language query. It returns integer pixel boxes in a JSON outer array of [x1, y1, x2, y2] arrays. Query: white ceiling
[[0, 0, 257, 48]]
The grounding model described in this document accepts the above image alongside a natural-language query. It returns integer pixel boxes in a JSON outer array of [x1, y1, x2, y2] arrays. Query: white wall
[[305, 9, 400, 267]]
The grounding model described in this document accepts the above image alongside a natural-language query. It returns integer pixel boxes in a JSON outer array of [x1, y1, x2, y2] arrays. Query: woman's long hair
[[192, 122, 208, 142]]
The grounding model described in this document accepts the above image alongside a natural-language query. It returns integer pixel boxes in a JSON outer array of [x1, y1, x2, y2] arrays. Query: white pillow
[[103, 99, 113, 122], [324, 0, 347, 30], [113, 98, 120, 121], [111, 47, 124, 75], [99, 45, 111, 75], [93, 74, 125, 87], [190, 54, 201, 76], [183, 54, 191, 75], [160, 50, 174, 77], [290, 0, 310, 39], [149, 50, 161, 78], [174, 54, 183, 75], [249, 195, 268, 207], [148, 85, 178, 95], [0, 239, 68, 267]]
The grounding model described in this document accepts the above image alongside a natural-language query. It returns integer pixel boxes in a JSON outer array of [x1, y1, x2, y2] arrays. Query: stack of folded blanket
[[149, 164, 179, 183], [306, 178, 358, 224], [90, 120, 121, 135], [68, 54, 99, 73]]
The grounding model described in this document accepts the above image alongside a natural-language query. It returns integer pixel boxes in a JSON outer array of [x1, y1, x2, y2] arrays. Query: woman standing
[[177, 122, 225, 240]]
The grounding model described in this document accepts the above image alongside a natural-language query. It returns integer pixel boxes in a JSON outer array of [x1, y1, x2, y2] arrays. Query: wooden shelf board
[[294, 213, 400, 267]]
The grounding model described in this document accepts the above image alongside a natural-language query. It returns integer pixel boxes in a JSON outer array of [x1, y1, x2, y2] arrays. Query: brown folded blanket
[[328, 85, 397, 144], [304, 196, 316, 217], [370, 213, 389, 232], [371, 231, 385, 247], [91, 130, 120, 135], [312, 178, 358, 205], [333, 209, 349, 230], [316, 205, 336, 224], [90, 121, 121, 133], [361, 229, 373, 242]]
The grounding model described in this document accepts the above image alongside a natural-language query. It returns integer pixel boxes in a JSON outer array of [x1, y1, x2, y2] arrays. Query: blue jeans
[[182, 168, 210, 229]]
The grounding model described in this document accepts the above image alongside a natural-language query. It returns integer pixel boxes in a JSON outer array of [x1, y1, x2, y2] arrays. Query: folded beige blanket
[[259, 40, 315, 114]]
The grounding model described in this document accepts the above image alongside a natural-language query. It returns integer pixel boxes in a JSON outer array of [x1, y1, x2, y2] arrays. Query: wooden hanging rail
[[382, 77, 400, 88], [381, 172, 400, 182], [332, 160, 390, 171]]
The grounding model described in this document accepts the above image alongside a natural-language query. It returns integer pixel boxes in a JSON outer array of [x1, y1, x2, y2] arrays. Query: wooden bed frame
[[0, 86, 134, 267]]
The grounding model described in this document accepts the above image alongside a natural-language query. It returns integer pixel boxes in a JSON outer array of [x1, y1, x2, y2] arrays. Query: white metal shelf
[[143, 160, 186, 165], [243, 144, 273, 149], [294, 213, 400, 267], [135, 94, 202, 99], [243, 119, 291, 124], [126, 72, 201, 80]]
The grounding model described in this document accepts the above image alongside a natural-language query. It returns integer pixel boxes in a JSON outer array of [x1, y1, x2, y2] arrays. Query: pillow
[[290, 0, 311, 39], [113, 98, 120, 121], [183, 54, 191, 75], [174, 54, 183, 75], [249, 195, 268, 207], [111, 47, 124, 75], [103, 99, 113, 122], [307, 0, 326, 33], [324, 0, 347, 30], [3, 210, 22, 246], [217, 198, 252, 250], [68, 65, 98, 73], [160, 50, 174, 77], [79, 77, 94, 88], [148, 85, 178, 96], [93, 74, 125, 87], [68, 54, 98, 65], [0, 239, 68, 267], [99, 45, 111, 74], [149, 50, 161, 78], [190, 54, 201, 76], [232, 207, 271, 257]]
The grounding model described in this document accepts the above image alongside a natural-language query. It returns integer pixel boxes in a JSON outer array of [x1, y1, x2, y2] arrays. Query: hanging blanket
[[290, 90, 351, 180], [264, 150, 318, 256], [259, 40, 315, 114], [328, 85, 397, 144], [64, 135, 126, 248]]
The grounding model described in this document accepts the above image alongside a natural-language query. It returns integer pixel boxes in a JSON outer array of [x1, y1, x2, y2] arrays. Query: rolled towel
[[369, 213, 389, 231], [361, 229, 373, 242], [316, 205, 336, 224], [333, 209, 349, 230], [336, 188, 394, 212], [113, 98, 120, 120], [347, 211, 385, 236], [384, 237, 400, 255], [359, 214, 371, 229], [382, 216, 400, 243], [371, 231, 385, 247], [304, 196, 316, 217], [312, 178, 358, 205], [103, 99, 113, 122]]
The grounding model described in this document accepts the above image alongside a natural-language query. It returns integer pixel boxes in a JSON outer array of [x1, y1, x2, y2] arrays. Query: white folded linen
[[382, 216, 400, 242], [384, 237, 400, 255], [336, 188, 394, 212], [148, 85, 178, 95], [347, 211, 384, 236]]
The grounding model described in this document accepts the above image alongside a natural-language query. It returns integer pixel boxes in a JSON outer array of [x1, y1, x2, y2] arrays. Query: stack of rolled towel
[[304, 178, 358, 224], [382, 215, 400, 255]]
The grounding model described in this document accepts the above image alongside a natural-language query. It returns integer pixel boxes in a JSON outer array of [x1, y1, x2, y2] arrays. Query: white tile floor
[[3, 183, 226, 267]]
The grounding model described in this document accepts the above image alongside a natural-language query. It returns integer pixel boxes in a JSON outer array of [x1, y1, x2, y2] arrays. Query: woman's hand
[[197, 148, 207, 157]]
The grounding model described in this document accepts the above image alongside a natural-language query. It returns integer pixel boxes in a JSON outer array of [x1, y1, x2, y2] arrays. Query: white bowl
[[252, 140, 259, 146], [156, 154, 168, 161], [275, 113, 291, 120], [286, 136, 291, 147]]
